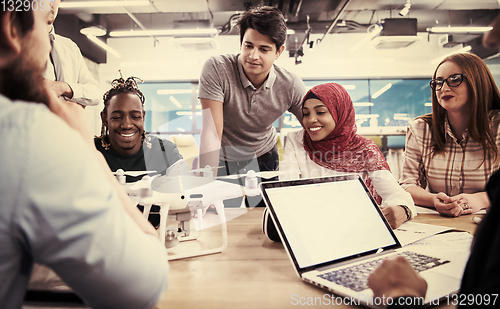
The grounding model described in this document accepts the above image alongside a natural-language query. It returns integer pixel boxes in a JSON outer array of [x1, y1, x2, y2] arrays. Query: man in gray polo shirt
[[198, 6, 306, 192]]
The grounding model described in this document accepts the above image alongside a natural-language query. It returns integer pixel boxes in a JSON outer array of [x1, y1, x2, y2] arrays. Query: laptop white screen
[[264, 178, 397, 269]]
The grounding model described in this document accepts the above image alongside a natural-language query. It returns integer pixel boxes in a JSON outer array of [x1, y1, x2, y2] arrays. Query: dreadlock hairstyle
[[98, 71, 151, 150]]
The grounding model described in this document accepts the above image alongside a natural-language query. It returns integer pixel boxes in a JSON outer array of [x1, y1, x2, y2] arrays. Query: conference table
[[26, 207, 481, 309], [157, 207, 481, 309]]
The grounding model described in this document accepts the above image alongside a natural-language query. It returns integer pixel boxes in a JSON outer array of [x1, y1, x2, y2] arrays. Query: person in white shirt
[[43, 0, 101, 107], [0, 6, 169, 309], [272, 83, 415, 231]]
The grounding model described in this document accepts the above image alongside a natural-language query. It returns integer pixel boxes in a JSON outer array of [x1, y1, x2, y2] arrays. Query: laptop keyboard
[[318, 251, 450, 292]]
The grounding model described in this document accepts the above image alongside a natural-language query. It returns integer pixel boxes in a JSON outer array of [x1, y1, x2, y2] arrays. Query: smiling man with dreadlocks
[[96, 73, 183, 177], [95, 74, 186, 226]]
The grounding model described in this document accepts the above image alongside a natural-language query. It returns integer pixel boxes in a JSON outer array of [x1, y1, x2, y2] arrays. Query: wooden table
[[25, 207, 481, 308], [157, 208, 482, 309]]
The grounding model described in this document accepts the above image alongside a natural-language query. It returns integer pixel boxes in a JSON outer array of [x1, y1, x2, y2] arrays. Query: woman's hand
[[432, 192, 489, 217], [380, 205, 407, 229], [449, 192, 490, 215], [433, 192, 462, 217]]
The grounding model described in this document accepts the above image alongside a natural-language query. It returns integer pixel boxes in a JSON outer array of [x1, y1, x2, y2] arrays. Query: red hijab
[[302, 83, 390, 203]]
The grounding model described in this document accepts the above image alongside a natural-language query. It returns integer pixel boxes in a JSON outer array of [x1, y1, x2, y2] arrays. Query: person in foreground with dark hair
[[400, 52, 500, 217], [198, 6, 307, 193], [368, 168, 500, 308], [0, 5, 169, 309], [366, 20, 500, 308]]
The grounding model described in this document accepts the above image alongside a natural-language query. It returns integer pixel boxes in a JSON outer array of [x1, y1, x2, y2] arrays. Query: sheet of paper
[[394, 221, 452, 246], [416, 206, 486, 214], [404, 232, 473, 279]]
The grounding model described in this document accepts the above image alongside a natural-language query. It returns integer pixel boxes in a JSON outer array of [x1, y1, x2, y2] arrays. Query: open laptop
[[260, 174, 463, 308]]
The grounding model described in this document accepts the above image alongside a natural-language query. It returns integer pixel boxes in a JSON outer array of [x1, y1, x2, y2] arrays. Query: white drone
[[114, 160, 281, 260]]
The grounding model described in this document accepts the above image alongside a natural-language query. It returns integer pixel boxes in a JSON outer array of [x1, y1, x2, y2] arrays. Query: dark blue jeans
[[218, 145, 279, 208]]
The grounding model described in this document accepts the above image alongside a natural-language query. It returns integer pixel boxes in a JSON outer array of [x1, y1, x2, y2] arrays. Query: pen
[[472, 217, 482, 225]]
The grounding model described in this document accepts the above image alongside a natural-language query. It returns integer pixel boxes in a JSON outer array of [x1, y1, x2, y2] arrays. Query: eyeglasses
[[429, 73, 466, 91]]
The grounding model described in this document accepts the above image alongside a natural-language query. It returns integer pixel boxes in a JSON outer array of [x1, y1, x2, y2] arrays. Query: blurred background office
[[56, 0, 500, 175]]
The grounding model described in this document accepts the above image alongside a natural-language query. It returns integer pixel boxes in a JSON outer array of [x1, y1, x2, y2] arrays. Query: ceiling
[[57, 0, 500, 65]]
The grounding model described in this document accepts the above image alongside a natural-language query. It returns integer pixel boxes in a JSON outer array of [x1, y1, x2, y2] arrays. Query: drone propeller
[[217, 170, 284, 180], [113, 169, 157, 177], [127, 175, 160, 191], [190, 166, 224, 173]]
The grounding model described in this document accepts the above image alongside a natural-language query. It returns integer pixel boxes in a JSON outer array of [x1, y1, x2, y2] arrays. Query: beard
[[0, 47, 50, 106]]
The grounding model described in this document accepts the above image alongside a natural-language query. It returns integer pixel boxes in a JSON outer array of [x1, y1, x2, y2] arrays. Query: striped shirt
[[400, 110, 500, 196]]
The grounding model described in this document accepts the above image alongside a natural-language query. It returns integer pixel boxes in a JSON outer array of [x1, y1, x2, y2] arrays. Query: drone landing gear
[[166, 200, 227, 261], [164, 212, 199, 248], [144, 201, 228, 261]]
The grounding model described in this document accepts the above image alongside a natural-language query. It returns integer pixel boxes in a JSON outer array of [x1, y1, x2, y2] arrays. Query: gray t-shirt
[[199, 54, 306, 161]]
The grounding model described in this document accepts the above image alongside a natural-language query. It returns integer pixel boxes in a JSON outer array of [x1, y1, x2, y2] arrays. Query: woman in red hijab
[[263, 83, 414, 242]]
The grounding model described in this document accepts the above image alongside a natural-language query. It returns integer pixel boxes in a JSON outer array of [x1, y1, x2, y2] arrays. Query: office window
[[370, 79, 432, 127], [301, 79, 432, 129], [140, 82, 197, 136], [138, 78, 432, 147]]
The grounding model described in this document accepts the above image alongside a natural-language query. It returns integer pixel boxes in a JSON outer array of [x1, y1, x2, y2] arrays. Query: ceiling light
[[350, 24, 382, 52], [399, 6, 410, 17], [80, 26, 121, 58], [82, 34, 121, 58], [306, 85, 356, 90], [427, 26, 493, 34], [394, 115, 410, 121], [173, 37, 219, 51], [169, 96, 183, 108], [394, 113, 408, 118], [399, 0, 412, 17], [355, 114, 379, 119], [353, 102, 374, 107], [80, 26, 106, 37], [368, 35, 421, 49], [109, 28, 219, 37], [157, 89, 193, 95], [320, 58, 395, 65], [372, 83, 393, 99], [177, 111, 202, 116], [60, 1, 151, 9], [340, 85, 356, 90]]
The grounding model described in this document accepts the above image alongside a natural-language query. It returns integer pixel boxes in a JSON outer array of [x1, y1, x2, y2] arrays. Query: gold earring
[[100, 125, 111, 150], [142, 131, 152, 149]]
